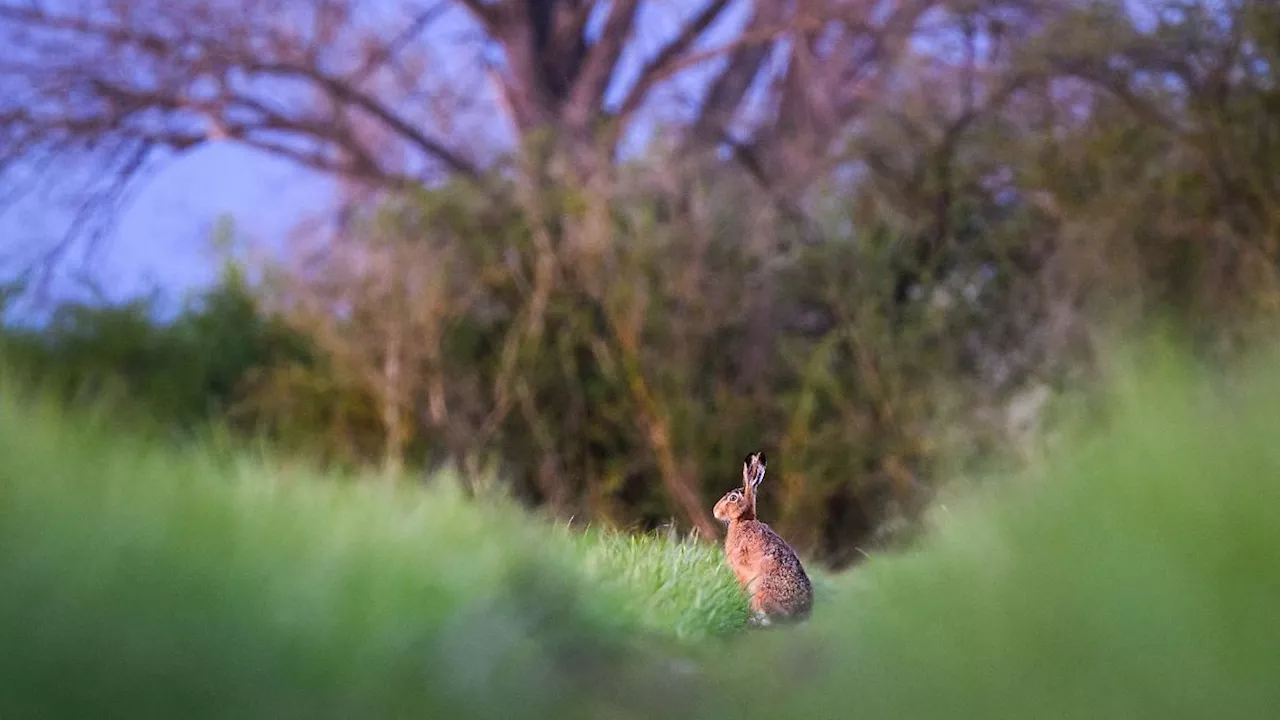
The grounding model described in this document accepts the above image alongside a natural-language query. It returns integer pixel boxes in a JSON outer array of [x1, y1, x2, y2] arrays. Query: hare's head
[[713, 451, 767, 523]]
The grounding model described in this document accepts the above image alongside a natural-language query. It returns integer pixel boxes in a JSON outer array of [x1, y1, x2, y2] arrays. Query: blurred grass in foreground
[[0, 382, 745, 718], [4, 339, 1280, 718]]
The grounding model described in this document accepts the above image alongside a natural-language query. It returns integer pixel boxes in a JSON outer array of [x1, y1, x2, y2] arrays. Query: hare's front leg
[[746, 585, 772, 627]]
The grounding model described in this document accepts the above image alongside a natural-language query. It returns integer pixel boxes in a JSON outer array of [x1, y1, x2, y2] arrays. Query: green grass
[[5, 340, 1280, 718], [0, 383, 744, 718]]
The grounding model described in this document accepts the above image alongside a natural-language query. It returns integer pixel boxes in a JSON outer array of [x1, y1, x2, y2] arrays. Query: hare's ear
[[742, 451, 767, 492]]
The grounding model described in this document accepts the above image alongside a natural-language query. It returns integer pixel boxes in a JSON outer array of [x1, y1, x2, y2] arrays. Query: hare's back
[[755, 524, 814, 614]]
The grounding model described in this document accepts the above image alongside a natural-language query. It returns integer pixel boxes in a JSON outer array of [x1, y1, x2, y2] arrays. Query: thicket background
[[3, 0, 1278, 567]]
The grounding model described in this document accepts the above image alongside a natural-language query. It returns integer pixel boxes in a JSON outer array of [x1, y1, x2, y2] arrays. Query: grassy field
[[3, 342, 1280, 718]]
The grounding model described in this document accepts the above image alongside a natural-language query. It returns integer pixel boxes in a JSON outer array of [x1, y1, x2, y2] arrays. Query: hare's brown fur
[[713, 452, 813, 625]]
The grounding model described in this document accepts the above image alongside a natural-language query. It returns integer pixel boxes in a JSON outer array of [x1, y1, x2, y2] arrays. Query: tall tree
[[0, 0, 976, 253]]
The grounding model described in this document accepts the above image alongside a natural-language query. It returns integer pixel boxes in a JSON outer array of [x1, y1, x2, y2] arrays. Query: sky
[[0, 142, 334, 321], [99, 144, 333, 298]]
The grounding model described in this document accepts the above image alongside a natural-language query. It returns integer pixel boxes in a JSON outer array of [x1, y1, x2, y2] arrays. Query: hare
[[713, 451, 813, 626]]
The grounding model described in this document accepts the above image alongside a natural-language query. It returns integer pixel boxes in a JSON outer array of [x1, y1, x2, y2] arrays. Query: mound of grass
[[0, 385, 744, 719], [697, 343, 1280, 718]]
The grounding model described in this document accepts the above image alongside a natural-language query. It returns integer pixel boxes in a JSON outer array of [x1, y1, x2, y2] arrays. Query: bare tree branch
[[614, 0, 757, 122], [561, 0, 641, 133], [350, 2, 451, 83], [245, 60, 484, 177], [689, 0, 792, 146], [454, 0, 499, 29]]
